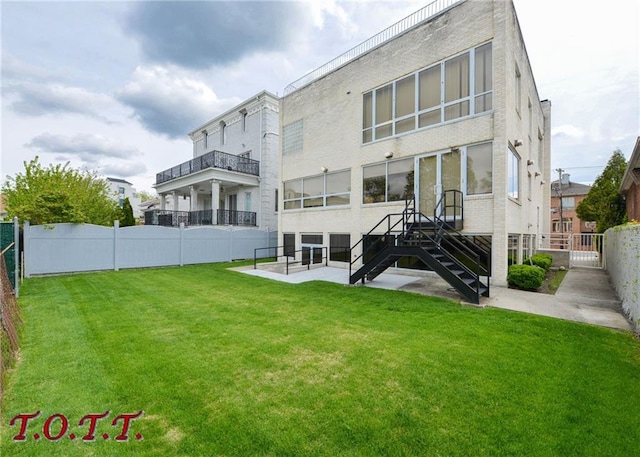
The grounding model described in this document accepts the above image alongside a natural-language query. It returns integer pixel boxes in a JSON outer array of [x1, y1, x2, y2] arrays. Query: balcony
[[145, 209, 257, 227], [156, 150, 260, 185]]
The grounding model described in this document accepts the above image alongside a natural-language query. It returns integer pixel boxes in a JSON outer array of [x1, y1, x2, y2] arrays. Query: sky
[[1, 0, 638, 195]]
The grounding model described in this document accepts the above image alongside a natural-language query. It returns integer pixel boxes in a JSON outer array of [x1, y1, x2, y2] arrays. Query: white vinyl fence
[[23, 221, 277, 277]]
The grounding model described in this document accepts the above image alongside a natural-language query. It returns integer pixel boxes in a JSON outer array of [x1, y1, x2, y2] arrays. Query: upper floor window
[[220, 122, 227, 145], [363, 42, 492, 144], [561, 196, 575, 209], [241, 110, 248, 132], [118, 187, 125, 195], [363, 158, 413, 203], [283, 169, 350, 210], [508, 147, 520, 200]]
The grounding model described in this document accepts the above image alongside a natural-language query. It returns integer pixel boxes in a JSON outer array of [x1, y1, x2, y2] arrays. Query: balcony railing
[[144, 209, 257, 227], [156, 150, 260, 185]]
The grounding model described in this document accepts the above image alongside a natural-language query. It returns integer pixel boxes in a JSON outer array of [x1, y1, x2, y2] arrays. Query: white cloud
[[116, 66, 240, 138], [26, 132, 141, 162], [551, 125, 585, 140]]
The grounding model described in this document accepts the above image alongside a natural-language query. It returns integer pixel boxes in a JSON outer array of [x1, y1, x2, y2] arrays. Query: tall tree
[[120, 197, 136, 227], [576, 149, 627, 233], [2, 157, 121, 226]]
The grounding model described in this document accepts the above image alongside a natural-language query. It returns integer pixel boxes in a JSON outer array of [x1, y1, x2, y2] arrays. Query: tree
[[137, 190, 156, 203], [576, 149, 627, 233], [120, 197, 136, 227], [2, 157, 121, 226]]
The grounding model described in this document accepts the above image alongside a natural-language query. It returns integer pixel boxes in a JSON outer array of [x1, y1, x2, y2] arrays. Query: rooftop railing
[[283, 0, 465, 95], [156, 150, 260, 185]]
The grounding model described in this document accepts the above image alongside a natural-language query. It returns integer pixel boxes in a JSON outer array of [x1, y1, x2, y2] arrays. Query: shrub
[[523, 253, 553, 271], [508, 264, 545, 290]]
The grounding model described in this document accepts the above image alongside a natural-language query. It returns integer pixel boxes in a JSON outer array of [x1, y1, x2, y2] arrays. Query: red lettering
[[43, 414, 68, 441], [79, 411, 110, 441], [10, 411, 41, 441], [112, 411, 143, 441]]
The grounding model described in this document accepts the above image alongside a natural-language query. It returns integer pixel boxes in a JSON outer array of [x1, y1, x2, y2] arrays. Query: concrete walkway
[[232, 264, 633, 331]]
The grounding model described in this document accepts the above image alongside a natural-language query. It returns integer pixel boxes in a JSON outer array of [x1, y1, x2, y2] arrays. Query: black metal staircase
[[349, 191, 490, 304]]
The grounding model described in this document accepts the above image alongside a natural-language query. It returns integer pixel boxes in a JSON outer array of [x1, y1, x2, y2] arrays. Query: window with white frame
[[561, 196, 575, 209], [466, 142, 492, 195], [220, 122, 227, 145], [241, 110, 248, 132], [363, 158, 413, 203], [508, 147, 520, 200], [283, 170, 350, 210], [362, 42, 493, 144]]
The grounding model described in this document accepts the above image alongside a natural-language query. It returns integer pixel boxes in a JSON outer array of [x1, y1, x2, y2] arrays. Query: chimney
[[561, 173, 570, 185]]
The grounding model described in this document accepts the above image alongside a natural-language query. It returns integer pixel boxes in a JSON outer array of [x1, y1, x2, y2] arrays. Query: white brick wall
[[280, 0, 550, 286]]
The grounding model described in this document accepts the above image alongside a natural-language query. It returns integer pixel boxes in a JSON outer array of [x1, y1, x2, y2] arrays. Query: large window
[[283, 170, 350, 210], [466, 143, 492, 195], [363, 42, 492, 143], [561, 197, 575, 209], [508, 148, 520, 200], [363, 158, 413, 203]]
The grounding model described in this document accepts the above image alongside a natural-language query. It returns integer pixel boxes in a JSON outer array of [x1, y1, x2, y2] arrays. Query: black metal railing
[[156, 150, 260, 184], [144, 209, 257, 227]]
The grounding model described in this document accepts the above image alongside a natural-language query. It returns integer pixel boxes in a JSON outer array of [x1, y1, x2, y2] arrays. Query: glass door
[[417, 150, 461, 218]]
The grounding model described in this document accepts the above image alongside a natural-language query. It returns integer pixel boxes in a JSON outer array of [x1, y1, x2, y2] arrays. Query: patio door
[[417, 149, 461, 218]]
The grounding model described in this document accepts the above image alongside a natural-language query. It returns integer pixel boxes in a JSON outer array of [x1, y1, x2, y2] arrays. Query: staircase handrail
[[349, 195, 416, 278]]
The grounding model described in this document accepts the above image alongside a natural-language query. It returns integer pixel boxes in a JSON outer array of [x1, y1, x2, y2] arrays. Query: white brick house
[[150, 90, 280, 231], [278, 0, 551, 292]]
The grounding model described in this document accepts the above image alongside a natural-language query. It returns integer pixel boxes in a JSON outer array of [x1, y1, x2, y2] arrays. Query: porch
[[156, 149, 259, 184], [144, 209, 257, 227]]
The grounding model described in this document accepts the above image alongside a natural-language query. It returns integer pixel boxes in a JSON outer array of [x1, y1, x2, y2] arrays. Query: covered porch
[[150, 150, 260, 227]]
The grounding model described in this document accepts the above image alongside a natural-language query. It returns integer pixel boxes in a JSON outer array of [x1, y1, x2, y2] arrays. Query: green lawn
[[1, 263, 639, 456]]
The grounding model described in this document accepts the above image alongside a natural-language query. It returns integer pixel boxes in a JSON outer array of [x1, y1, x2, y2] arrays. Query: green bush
[[508, 264, 545, 290], [523, 253, 553, 271]]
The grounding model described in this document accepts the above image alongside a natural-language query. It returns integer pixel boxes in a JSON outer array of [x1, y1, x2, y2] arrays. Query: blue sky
[[1, 0, 638, 193]]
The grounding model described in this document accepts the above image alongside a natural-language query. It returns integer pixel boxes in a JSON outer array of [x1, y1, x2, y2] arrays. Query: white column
[[210, 180, 220, 212], [160, 193, 166, 210], [172, 191, 178, 212], [190, 186, 198, 212]]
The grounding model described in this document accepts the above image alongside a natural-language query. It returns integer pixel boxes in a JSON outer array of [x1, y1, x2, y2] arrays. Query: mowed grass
[[1, 263, 639, 456]]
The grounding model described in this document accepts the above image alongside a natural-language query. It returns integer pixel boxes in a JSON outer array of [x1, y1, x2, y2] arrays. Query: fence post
[[179, 223, 184, 266], [113, 220, 120, 271], [23, 221, 31, 278], [13, 217, 19, 297]]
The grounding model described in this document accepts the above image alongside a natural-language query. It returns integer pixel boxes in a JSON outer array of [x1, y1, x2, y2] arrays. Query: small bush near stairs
[[508, 264, 545, 290]]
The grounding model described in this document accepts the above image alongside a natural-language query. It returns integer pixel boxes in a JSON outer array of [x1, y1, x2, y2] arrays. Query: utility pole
[[556, 168, 564, 247]]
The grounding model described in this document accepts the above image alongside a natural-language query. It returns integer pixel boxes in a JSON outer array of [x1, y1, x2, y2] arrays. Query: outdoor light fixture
[[320, 166, 328, 173], [384, 151, 393, 159], [514, 139, 523, 147], [535, 171, 541, 177], [527, 159, 535, 166], [540, 180, 546, 185]]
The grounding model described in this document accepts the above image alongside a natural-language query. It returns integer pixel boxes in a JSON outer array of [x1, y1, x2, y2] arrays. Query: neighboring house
[[278, 0, 551, 296], [549, 174, 594, 247], [106, 177, 142, 219], [139, 195, 189, 220], [620, 137, 640, 221], [149, 90, 279, 230]]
